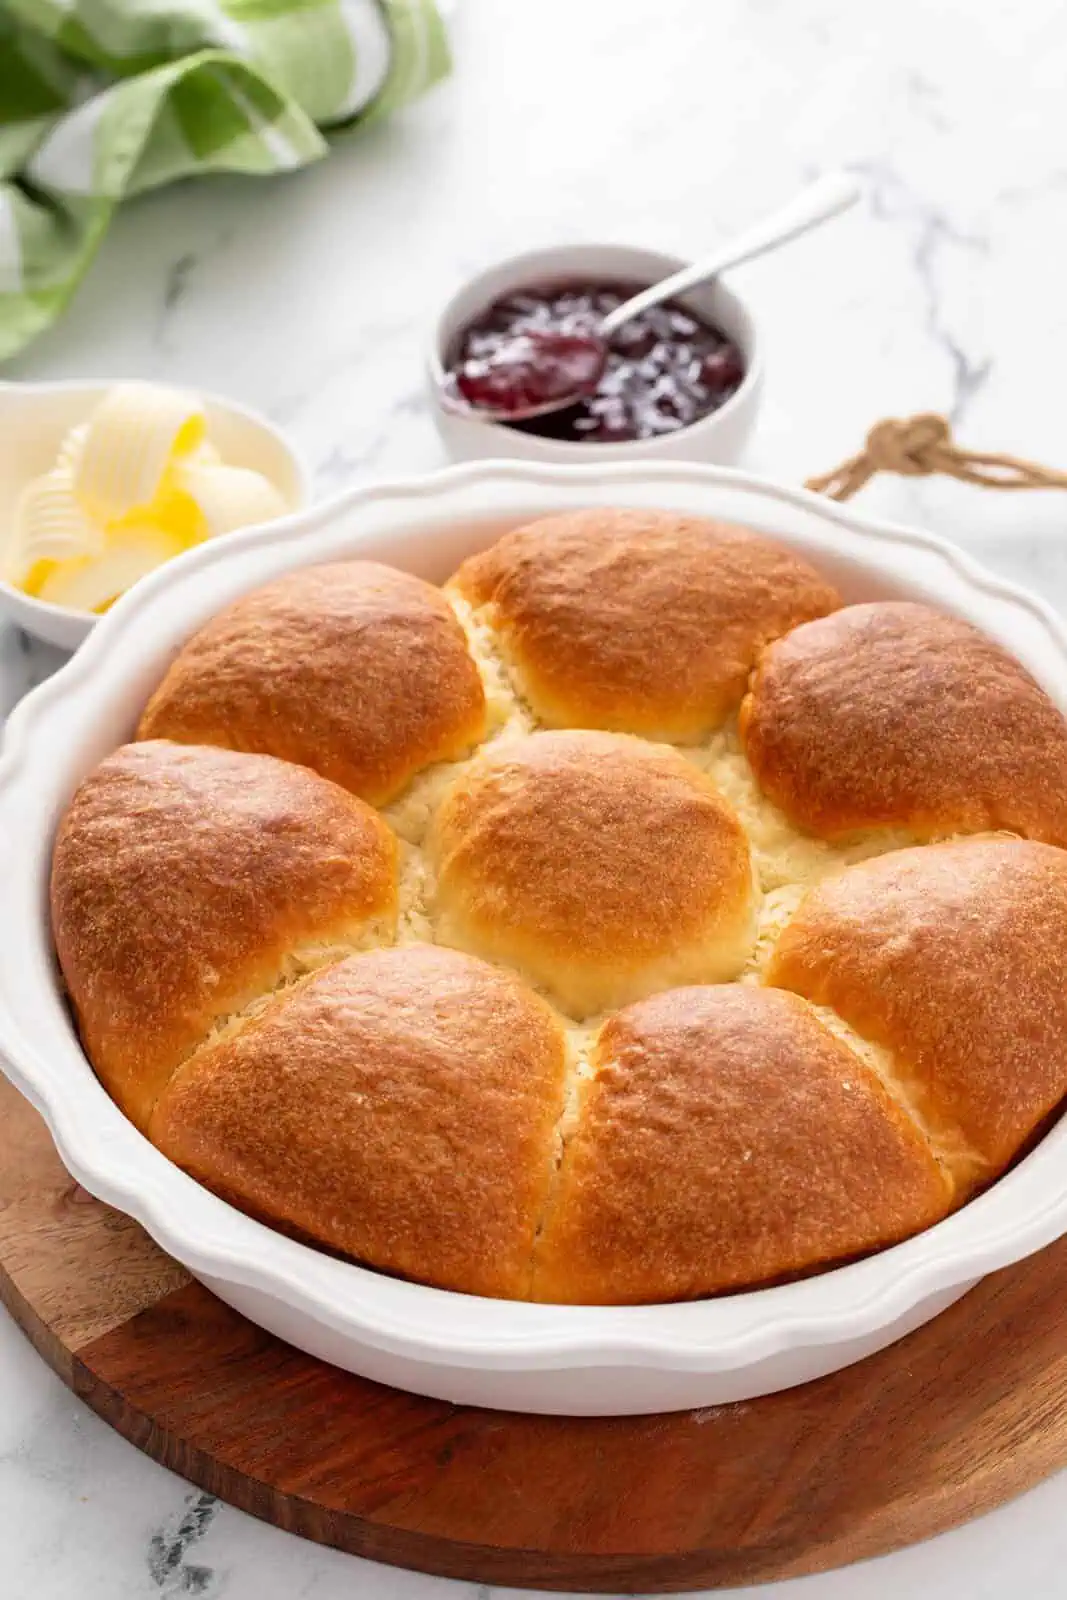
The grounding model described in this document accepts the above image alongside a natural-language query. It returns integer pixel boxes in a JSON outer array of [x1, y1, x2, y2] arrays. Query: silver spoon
[[441, 170, 861, 423]]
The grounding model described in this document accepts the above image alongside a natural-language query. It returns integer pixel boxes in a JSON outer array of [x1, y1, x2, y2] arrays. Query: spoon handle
[[599, 171, 862, 337]]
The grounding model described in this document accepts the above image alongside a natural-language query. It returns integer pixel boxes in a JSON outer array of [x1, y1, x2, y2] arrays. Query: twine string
[[805, 413, 1067, 502]]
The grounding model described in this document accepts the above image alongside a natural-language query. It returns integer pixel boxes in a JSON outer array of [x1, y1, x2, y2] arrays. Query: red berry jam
[[444, 279, 745, 443]]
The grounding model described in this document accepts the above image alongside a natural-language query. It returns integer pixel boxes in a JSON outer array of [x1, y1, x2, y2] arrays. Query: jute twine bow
[[806, 412, 1067, 502]]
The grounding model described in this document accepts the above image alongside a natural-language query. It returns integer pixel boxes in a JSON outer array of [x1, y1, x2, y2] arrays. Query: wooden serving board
[[3, 1073, 1067, 1594]]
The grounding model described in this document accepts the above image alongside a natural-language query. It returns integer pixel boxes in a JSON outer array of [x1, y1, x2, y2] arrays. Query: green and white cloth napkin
[[0, 0, 450, 362]]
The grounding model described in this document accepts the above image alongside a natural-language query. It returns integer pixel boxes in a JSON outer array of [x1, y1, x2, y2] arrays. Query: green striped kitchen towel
[[0, 0, 450, 361]]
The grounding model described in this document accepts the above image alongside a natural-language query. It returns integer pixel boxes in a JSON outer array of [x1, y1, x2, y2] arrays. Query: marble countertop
[[5, 0, 1067, 1594]]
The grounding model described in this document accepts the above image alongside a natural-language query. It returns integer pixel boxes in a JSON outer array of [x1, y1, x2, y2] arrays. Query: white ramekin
[[0, 381, 310, 653], [427, 244, 762, 465], [2, 461, 1066, 1417]]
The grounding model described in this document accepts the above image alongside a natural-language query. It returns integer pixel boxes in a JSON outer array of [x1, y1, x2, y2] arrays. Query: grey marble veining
[[4, 0, 1067, 1594], [859, 156, 993, 423]]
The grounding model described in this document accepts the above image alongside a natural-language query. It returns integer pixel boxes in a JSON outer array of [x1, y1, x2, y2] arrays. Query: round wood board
[[3, 1075, 1067, 1594]]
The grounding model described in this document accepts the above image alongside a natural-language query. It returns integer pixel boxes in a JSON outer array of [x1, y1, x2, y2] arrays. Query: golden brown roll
[[768, 837, 1067, 1186], [449, 509, 840, 740], [429, 730, 756, 1015], [150, 946, 569, 1299], [739, 601, 1067, 844], [51, 741, 397, 1131], [138, 561, 487, 805], [532, 985, 952, 1304]]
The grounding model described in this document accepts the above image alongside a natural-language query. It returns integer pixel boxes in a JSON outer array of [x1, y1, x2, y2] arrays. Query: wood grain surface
[[2, 1072, 1065, 1593]]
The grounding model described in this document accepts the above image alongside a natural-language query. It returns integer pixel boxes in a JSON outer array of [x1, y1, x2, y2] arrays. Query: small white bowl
[[0, 381, 310, 652], [427, 243, 762, 465], [3, 460, 1067, 1416]]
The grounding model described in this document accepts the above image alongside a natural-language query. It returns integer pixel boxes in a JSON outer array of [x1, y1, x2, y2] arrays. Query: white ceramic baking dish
[[3, 460, 1067, 1417]]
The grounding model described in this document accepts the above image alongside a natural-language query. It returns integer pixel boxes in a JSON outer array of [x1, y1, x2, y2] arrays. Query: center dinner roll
[[150, 946, 569, 1300], [768, 837, 1067, 1186], [532, 986, 952, 1305], [449, 509, 841, 740], [429, 729, 757, 1016], [137, 561, 488, 805], [51, 741, 397, 1131], [740, 601, 1067, 844]]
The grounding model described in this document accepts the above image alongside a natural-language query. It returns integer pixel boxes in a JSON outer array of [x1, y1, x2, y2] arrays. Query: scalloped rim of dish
[[3, 458, 1067, 1379]]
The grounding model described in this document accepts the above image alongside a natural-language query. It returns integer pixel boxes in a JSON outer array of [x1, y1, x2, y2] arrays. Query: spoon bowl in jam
[[446, 327, 608, 423]]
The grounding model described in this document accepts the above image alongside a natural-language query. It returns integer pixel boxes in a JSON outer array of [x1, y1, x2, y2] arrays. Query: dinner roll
[[449, 509, 840, 740], [51, 741, 397, 1131], [740, 601, 1067, 844], [532, 985, 951, 1304], [138, 561, 487, 805], [768, 837, 1067, 1186], [150, 946, 569, 1299], [429, 730, 756, 1015]]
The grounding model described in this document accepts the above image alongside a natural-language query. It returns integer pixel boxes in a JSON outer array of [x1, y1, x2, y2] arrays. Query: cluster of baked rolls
[[51, 510, 1067, 1303]]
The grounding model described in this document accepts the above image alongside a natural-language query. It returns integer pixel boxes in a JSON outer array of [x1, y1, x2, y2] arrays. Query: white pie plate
[[3, 459, 1067, 1417]]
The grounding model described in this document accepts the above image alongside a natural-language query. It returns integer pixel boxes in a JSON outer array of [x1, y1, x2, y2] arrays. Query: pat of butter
[[74, 383, 205, 524], [8, 470, 104, 587], [4, 383, 289, 614], [175, 461, 287, 537], [33, 526, 191, 613]]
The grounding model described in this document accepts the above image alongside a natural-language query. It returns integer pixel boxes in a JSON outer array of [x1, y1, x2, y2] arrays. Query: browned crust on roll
[[767, 837, 1067, 1183], [51, 741, 397, 1132], [449, 509, 841, 740], [429, 729, 756, 1016], [532, 985, 952, 1304], [137, 561, 487, 806], [739, 601, 1067, 844], [149, 946, 569, 1300]]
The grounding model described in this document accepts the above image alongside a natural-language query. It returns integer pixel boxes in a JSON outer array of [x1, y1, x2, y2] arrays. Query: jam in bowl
[[428, 242, 761, 465], [442, 279, 746, 444]]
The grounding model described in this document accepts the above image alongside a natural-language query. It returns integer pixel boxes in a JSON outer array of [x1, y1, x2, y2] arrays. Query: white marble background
[[4, 0, 1067, 1594]]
